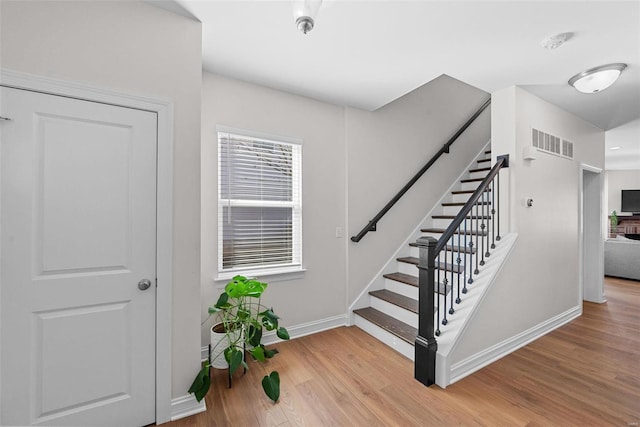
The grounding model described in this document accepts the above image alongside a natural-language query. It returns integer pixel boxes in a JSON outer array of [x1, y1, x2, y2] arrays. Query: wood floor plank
[[163, 277, 640, 427]]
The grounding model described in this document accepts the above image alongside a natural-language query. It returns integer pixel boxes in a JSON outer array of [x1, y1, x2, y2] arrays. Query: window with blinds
[[218, 131, 302, 274]]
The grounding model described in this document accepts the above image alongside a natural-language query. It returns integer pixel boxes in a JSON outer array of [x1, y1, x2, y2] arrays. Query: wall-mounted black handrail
[[351, 97, 492, 243]]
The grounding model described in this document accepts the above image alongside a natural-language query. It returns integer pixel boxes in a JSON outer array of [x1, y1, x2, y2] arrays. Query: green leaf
[[237, 307, 250, 320], [188, 365, 210, 402], [214, 292, 229, 309], [276, 327, 290, 340], [251, 346, 266, 362], [225, 276, 267, 298], [248, 324, 263, 347], [262, 316, 277, 331], [227, 347, 243, 375], [261, 371, 280, 403], [263, 346, 279, 359], [260, 308, 280, 321], [208, 306, 221, 314]]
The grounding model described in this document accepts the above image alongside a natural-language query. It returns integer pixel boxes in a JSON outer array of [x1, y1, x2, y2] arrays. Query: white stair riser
[[469, 171, 489, 180], [461, 181, 483, 192], [354, 316, 415, 361], [450, 192, 491, 204], [398, 261, 418, 275], [385, 278, 418, 300], [432, 218, 490, 230], [370, 297, 418, 329]]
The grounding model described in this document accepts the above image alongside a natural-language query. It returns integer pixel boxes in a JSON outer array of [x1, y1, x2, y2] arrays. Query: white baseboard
[[170, 394, 206, 422], [201, 314, 347, 360], [448, 305, 582, 385]]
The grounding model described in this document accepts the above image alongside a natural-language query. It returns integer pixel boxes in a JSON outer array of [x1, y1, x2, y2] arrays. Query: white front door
[[1, 87, 157, 426]]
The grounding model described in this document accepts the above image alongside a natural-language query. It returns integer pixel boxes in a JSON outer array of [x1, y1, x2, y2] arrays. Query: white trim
[[200, 314, 347, 360], [0, 69, 174, 424], [216, 124, 303, 146], [214, 266, 306, 286], [448, 305, 582, 385], [579, 164, 606, 304], [170, 395, 206, 422]]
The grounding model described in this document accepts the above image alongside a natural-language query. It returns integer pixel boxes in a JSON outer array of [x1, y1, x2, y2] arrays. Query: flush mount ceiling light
[[568, 63, 627, 94], [293, 0, 322, 34], [609, 146, 622, 150]]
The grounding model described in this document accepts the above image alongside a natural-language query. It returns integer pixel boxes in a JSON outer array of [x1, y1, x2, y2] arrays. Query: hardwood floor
[[166, 277, 640, 426]]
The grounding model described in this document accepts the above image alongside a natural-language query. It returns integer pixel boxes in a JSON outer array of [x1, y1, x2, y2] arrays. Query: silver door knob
[[138, 279, 152, 291]]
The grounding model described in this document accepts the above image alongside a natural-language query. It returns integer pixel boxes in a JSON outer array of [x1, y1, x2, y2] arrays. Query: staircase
[[353, 147, 496, 364]]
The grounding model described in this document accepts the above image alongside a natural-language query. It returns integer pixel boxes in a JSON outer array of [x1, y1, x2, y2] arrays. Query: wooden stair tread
[[397, 257, 463, 274], [432, 215, 491, 220], [461, 177, 485, 183], [451, 189, 491, 195], [421, 227, 488, 236], [409, 242, 477, 254], [485, 150, 491, 154], [353, 307, 416, 345], [443, 201, 490, 206], [469, 167, 491, 173], [369, 289, 418, 313], [382, 272, 417, 287], [477, 158, 490, 163]]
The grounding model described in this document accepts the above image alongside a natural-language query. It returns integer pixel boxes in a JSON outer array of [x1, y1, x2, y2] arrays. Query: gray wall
[[450, 86, 605, 364], [201, 73, 347, 342], [0, 0, 202, 402], [346, 75, 490, 303]]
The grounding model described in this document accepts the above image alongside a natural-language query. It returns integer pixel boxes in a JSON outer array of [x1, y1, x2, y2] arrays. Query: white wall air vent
[[531, 128, 574, 160]]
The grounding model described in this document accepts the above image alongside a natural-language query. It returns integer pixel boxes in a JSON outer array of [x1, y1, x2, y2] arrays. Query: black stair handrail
[[351, 97, 492, 243], [435, 154, 508, 254], [414, 153, 509, 387]]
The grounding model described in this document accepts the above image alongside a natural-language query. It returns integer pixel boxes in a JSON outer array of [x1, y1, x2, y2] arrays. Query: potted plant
[[189, 275, 290, 403], [611, 210, 618, 229]]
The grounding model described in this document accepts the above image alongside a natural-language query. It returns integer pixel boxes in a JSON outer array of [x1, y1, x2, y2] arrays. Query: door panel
[[1, 87, 157, 426]]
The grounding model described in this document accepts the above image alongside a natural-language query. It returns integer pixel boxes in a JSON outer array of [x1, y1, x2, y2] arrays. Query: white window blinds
[[218, 131, 302, 273]]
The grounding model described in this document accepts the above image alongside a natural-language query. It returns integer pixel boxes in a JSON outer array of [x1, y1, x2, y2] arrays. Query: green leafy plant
[[188, 275, 290, 403], [611, 210, 618, 229]]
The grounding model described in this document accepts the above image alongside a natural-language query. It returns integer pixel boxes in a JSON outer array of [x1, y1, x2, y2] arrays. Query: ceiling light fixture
[[568, 63, 627, 94], [293, 0, 322, 34], [609, 146, 622, 150]]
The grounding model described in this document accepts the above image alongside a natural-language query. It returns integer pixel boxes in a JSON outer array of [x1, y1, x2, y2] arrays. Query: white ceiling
[[153, 0, 640, 169]]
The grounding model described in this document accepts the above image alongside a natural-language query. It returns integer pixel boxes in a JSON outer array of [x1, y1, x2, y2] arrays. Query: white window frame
[[216, 125, 303, 282]]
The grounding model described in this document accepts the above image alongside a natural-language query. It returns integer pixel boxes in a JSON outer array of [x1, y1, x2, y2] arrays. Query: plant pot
[[209, 322, 243, 369]]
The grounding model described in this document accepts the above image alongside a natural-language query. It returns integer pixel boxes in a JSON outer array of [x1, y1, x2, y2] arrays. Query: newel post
[[414, 236, 438, 386]]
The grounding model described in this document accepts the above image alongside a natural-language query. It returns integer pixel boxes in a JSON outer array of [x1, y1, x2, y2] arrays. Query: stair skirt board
[[347, 140, 492, 321], [445, 305, 581, 388], [354, 315, 415, 361]]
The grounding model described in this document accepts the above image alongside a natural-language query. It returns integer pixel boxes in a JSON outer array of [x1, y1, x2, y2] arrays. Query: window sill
[[214, 266, 306, 287]]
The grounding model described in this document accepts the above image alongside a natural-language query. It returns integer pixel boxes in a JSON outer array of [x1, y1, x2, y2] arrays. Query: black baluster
[[474, 200, 480, 275], [463, 217, 469, 292], [491, 178, 496, 249], [441, 252, 448, 326], [496, 171, 501, 242], [480, 194, 486, 266], [456, 224, 462, 303], [449, 234, 454, 315], [484, 188, 491, 259], [435, 257, 441, 336], [468, 202, 474, 285]]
